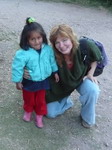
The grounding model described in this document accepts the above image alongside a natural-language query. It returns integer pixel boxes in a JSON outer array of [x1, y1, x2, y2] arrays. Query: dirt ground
[[0, 0, 112, 150]]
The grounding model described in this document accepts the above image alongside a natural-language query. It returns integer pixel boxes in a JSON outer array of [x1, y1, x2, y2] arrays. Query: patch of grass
[[36, 0, 112, 11]]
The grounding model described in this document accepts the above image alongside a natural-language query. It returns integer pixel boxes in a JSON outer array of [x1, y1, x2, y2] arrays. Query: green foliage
[[92, 0, 112, 7], [39, 0, 112, 9]]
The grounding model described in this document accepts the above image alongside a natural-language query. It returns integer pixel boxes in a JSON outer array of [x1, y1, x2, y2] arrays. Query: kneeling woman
[[46, 24, 101, 128]]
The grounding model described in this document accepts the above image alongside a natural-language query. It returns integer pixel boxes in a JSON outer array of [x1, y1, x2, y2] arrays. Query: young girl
[[12, 17, 59, 128]]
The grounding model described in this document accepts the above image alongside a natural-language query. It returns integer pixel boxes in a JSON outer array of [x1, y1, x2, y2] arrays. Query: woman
[[25, 24, 102, 128], [46, 24, 102, 128]]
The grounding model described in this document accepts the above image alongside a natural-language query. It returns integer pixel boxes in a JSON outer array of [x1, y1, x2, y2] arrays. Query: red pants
[[22, 89, 47, 115]]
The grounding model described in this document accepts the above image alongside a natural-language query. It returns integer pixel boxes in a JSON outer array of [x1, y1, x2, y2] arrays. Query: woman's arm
[[54, 73, 59, 82], [23, 68, 31, 79], [83, 61, 98, 84]]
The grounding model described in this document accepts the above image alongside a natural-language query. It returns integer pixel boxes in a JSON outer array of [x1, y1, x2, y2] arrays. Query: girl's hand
[[16, 82, 23, 90], [83, 74, 98, 84], [23, 68, 30, 79], [54, 73, 59, 82]]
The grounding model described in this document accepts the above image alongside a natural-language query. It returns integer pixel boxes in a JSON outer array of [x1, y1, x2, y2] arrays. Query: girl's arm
[[49, 47, 58, 72], [16, 82, 23, 90], [12, 50, 26, 82]]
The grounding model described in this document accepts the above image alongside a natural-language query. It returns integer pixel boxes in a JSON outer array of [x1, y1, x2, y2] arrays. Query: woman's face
[[55, 35, 73, 55]]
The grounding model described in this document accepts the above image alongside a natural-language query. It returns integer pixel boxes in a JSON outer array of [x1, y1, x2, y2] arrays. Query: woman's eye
[[38, 37, 41, 40], [63, 39, 68, 42]]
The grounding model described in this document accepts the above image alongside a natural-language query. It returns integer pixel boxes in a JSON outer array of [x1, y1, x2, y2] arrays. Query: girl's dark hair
[[20, 17, 48, 50]]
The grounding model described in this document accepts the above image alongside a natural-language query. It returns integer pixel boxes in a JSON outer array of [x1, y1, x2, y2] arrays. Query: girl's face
[[55, 35, 73, 55], [28, 31, 43, 50]]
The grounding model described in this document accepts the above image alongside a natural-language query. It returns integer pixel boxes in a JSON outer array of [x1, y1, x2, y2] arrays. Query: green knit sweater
[[46, 40, 102, 103]]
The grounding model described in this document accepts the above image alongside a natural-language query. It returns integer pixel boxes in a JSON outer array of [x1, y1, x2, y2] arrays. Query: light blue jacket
[[12, 44, 58, 82]]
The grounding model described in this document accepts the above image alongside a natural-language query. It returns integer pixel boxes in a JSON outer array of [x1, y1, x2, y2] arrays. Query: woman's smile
[[55, 36, 73, 54]]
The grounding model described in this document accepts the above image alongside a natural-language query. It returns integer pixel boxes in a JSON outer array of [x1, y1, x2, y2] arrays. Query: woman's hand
[[54, 73, 59, 82], [83, 74, 98, 84], [83, 61, 98, 84], [23, 68, 30, 79], [16, 82, 23, 90]]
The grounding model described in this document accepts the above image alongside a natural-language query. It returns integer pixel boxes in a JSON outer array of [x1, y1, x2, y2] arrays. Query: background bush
[[69, 0, 112, 5], [41, 0, 112, 9]]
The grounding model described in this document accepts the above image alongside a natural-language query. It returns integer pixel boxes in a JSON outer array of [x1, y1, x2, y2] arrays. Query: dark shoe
[[80, 115, 94, 129], [81, 120, 94, 128]]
